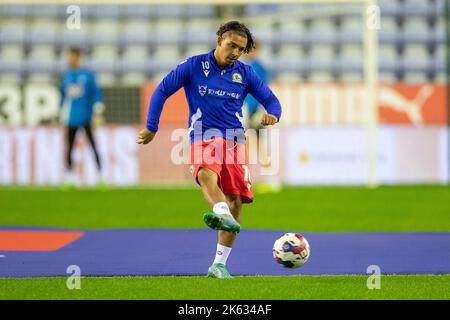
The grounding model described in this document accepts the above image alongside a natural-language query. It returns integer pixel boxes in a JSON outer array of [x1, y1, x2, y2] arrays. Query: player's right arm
[[137, 59, 192, 145]]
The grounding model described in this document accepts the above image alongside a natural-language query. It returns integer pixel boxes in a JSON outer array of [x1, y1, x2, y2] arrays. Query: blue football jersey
[[60, 68, 103, 127], [146, 49, 282, 143]]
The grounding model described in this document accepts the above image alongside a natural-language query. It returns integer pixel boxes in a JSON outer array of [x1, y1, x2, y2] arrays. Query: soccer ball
[[273, 233, 310, 269]]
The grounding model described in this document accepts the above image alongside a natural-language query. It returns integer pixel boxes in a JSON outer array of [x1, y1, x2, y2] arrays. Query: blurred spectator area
[[0, 1, 447, 86]]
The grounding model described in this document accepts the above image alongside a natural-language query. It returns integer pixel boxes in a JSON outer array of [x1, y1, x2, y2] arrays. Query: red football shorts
[[190, 137, 254, 203]]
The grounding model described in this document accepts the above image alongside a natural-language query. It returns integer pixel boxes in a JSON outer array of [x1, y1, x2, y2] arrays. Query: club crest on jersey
[[198, 85, 207, 96], [232, 73, 243, 83]]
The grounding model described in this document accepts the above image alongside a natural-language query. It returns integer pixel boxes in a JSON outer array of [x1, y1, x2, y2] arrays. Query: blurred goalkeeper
[[59, 47, 105, 188], [137, 21, 282, 278]]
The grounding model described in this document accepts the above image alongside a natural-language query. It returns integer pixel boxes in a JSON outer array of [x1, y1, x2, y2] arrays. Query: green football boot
[[203, 212, 241, 234], [207, 263, 233, 278]]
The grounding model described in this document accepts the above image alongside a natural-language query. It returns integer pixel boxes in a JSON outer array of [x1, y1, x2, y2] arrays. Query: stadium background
[[0, 0, 449, 300], [0, 0, 448, 187]]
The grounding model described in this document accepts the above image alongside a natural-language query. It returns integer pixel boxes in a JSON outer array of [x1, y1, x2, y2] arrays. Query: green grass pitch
[[0, 185, 449, 300]]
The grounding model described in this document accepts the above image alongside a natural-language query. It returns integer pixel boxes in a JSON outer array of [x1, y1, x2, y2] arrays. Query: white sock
[[213, 202, 233, 217], [213, 244, 232, 265]]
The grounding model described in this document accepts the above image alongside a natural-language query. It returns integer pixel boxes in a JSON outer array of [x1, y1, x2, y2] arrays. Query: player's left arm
[[247, 67, 282, 126]]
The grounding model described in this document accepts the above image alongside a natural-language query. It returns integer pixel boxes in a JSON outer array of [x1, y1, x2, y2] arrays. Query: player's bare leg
[[197, 168, 241, 234], [209, 194, 242, 278], [197, 168, 241, 278], [197, 167, 227, 206], [218, 194, 242, 247]]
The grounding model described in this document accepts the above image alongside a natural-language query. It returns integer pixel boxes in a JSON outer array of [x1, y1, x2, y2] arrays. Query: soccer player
[[59, 47, 105, 188], [137, 21, 282, 278]]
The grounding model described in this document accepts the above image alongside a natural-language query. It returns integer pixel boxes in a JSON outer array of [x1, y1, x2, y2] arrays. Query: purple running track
[[0, 227, 449, 277]]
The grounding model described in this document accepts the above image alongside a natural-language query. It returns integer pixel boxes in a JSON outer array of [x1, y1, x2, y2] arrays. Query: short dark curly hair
[[216, 21, 255, 54]]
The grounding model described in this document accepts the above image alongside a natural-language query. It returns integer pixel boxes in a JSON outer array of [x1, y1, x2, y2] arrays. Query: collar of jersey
[[207, 49, 239, 72]]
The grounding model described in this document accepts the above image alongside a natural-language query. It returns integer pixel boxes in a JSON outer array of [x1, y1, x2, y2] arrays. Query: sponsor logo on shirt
[[205, 88, 241, 99]]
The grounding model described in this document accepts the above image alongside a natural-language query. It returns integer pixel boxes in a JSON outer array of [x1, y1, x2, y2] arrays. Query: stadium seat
[[151, 71, 171, 82], [339, 44, 363, 73], [185, 19, 216, 45], [120, 72, 147, 86], [401, 44, 430, 72], [120, 46, 150, 73], [0, 44, 24, 60], [308, 70, 334, 82], [154, 5, 185, 18], [186, 5, 215, 18], [245, 4, 278, 16], [61, 21, 90, 48], [29, 19, 59, 45], [273, 44, 305, 72], [89, 45, 119, 73], [27, 45, 56, 67], [337, 16, 364, 44], [274, 71, 302, 82], [377, 0, 401, 16], [429, 0, 445, 14], [309, 19, 337, 44], [379, 16, 399, 44], [0, 18, 27, 44], [432, 16, 445, 44], [123, 5, 153, 20], [30, 4, 60, 18], [400, 0, 432, 15], [0, 2, 442, 91], [91, 19, 120, 45], [0, 45, 24, 75], [0, 5, 29, 18], [403, 70, 430, 83], [150, 44, 183, 72], [96, 72, 117, 86], [277, 20, 304, 43], [27, 73, 53, 84], [379, 71, 398, 84], [0, 73, 22, 84], [90, 5, 121, 19], [431, 44, 446, 74], [255, 45, 274, 67], [340, 72, 363, 82], [379, 45, 399, 73], [307, 45, 336, 71], [152, 44, 182, 62], [339, 17, 363, 44], [246, 19, 275, 45], [401, 18, 431, 44], [120, 20, 153, 46], [185, 44, 212, 58], [276, 3, 306, 13], [433, 71, 446, 84], [122, 46, 149, 61], [153, 19, 183, 44]]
